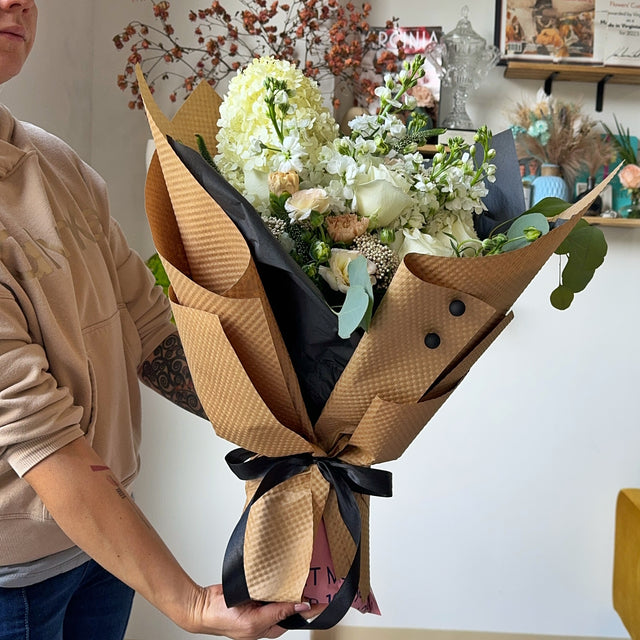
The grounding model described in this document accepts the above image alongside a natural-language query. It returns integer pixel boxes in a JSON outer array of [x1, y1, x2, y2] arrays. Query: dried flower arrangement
[[508, 91, 610, 186], [114, 0, 405, 112]]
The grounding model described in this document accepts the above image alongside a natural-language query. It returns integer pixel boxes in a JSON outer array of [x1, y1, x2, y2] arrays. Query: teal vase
[[620, 189, 640, 219], [531, 164, 569, 205]]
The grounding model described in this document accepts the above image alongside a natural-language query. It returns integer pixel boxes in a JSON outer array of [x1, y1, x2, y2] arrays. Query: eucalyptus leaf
[[524, 197, 571, 218], [551, 221, 607, 309], [555, 224, 607, 270], [550, 284, 575, 310], [348, 255, 374, 291], [338, 286, 370, 338], [561, 260, 595, 293], [503, 212, 549, 252], [337, 256, 375, 337]]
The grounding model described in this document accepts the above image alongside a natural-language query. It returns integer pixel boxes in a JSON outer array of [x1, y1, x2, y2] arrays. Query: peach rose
[[325, 214, 370, 244], [268, 171, 299, 196], [285, 188, 331, 222], [619, 164, 640, 190]]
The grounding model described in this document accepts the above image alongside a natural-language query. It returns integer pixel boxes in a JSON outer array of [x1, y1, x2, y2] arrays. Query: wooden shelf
[[584, 216, 640, 227], [502, 61, 640, 110], [504, 60, 640, 84]]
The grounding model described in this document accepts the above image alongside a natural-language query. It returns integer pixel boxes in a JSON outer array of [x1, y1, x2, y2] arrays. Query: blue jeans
[[0, 560, 134, 640]]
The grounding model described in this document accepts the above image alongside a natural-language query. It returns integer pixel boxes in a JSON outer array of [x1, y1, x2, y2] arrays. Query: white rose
[[285, 188, 331, 222], [353, 165, 414, 228], [399, 211, 481, 259], [436, 211, 479, 246], [318, 248, 376, 293], [398, 228, 454, 259]]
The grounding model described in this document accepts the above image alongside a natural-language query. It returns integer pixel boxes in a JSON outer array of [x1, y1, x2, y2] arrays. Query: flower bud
[[379, 227, 396, 245], [303, 263, 318, 279], [310, 240, 331, 262], [523, 226, 542, 242], [482, 234, 508, 254]]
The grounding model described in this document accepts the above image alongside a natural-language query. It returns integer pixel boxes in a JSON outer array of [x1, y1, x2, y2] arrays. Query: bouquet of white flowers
[[137, 57, 613, 629]]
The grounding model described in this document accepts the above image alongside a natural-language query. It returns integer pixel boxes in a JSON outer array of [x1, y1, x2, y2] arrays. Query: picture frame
[[361, 26, 443, 124], [494, 0, 602, 64]]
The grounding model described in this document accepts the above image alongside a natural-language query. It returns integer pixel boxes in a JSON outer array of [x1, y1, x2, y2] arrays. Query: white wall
[[3, 1, 640, 639]]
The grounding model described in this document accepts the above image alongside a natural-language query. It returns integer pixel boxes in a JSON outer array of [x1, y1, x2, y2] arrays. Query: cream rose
[[285, 188, 331, 222], [318, 248, 376, 293], [353, 165, 414, 228], [619, 164, 640, 190], [325, 214, 370, 244], [268, 171, 300, 196], [399, 210, 481, 259], [398, 228, 455, 259]]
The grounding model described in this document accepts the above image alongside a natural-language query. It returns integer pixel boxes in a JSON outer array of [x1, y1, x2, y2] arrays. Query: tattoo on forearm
[[91, 465, 153, 529], [138, 333, 208, 420]]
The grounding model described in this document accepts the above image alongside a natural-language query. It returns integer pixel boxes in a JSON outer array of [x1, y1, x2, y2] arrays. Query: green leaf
[[503, 212, 549, 252], [337, 256, 375, 338], [145, 253, 170, 297], [555, 224, 607, 270], [269, 192, 290, 217], [561, 260, 595, 293], [338, 286, 370, 338], [523, 197, 571, 218], [550, 285, 574, 310], [195, 133, 217, 169], [549, 222, 608, 309]]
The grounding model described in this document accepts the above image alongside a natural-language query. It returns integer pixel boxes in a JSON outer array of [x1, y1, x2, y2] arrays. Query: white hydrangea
[[215, 57, 338, 212]]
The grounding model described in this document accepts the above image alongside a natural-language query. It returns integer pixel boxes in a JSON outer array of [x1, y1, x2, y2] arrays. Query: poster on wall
[[361, 26, 442, 125], [495, 0, 600, 62]]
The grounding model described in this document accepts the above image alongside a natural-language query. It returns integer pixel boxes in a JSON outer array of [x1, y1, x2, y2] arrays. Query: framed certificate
[[494, 0, 600, 63]]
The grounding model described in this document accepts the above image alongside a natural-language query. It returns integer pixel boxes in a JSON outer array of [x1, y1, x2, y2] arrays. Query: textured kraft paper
[[613, 489, 640, 639], [138, 69, 615, 606]]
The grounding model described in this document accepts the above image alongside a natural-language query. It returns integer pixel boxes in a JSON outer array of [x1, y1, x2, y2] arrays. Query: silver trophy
[[427, 6, 500, 130]]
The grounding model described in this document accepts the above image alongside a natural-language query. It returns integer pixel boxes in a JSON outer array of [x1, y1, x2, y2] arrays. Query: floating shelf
[[502, 61, 640, 111], [584, 216, 640, 227]]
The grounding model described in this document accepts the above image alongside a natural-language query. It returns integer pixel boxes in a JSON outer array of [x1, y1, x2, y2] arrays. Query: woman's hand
[[181, 584, 319, 639]]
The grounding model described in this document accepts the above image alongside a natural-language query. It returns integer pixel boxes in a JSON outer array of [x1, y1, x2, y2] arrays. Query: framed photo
[[494, 0, 601, 63]]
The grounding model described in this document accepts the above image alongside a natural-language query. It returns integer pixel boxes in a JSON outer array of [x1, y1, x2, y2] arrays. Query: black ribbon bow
[[222, 448, 393, 629]]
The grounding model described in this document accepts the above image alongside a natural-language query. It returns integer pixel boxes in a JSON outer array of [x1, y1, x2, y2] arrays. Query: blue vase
[[531, 164, 569, 205]]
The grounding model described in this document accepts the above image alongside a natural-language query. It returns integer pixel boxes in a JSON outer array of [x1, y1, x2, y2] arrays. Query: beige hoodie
[[0, 105, 175, 565]]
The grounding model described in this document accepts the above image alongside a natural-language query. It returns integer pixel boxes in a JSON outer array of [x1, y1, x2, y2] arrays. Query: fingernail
[[294, 602, 311, 612]]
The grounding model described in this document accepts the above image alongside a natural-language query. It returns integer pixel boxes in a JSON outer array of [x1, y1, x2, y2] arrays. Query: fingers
[[198, 585, 321, 640]]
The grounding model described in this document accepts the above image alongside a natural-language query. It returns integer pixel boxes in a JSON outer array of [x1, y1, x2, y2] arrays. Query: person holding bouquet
[[0, 1, 314, 638]]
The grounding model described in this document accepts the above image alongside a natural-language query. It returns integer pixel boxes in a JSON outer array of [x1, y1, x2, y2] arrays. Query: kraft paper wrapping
[[138, 71, 614, 609], [613, 489, 640, 639]]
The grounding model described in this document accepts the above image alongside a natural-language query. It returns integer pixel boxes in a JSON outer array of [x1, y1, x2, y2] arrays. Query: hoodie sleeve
[[0, 284, 84, 477], [108, 217, 174, 364]]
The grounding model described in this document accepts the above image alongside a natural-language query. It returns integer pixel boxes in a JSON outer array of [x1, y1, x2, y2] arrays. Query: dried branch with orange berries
[[114, 0, 406, 111]]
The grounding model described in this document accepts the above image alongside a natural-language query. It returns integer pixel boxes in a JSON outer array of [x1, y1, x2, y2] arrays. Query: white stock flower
[[275, 135, 306, 172]]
